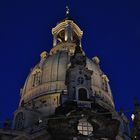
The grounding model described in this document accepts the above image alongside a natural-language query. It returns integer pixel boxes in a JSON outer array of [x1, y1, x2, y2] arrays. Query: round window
[[77, 118, 93, 136]]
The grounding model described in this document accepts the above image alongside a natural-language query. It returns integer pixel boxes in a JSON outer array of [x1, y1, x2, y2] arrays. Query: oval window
[[77, 118, 93, 136]]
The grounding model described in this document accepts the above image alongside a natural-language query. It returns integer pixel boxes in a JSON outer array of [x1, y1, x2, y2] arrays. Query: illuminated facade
[[0, 8, 139, 140]]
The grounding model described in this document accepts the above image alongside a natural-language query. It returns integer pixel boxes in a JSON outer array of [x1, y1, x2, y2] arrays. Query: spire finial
[[66, 6, 70, 16]]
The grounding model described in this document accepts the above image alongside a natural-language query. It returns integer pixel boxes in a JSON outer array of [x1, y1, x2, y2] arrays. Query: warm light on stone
[[92, 56, 100, 64], [40, 51, 48, 59], [131, 114, 135, 121], [101, 74, 109, 82]]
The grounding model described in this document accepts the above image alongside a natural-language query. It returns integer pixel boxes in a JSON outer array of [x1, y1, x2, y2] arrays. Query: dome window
[[102, 80, 108, 92], [77, 118, 93, 136], [101, 74, 109, 92], [32, 68, 41, 87]]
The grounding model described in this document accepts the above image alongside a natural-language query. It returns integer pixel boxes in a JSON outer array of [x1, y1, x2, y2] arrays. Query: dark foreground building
[[0, 10, 140, 140]]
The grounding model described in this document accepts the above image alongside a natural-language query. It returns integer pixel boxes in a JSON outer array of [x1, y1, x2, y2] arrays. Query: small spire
[[66, 6, 70, 16]]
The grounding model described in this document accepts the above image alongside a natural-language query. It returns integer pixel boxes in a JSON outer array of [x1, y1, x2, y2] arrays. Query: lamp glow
[[131, 114, 135, 121]]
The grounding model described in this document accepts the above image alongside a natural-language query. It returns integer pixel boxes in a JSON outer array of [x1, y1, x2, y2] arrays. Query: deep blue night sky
[[0, 0, 140, 126]]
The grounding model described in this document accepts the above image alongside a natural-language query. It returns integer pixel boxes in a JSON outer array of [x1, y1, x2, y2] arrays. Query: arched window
[[78, 88, 88, 101], [15, 112, 24, 130], [102, 80, 108, 92], [32, 69, 41, 87], [101, 75, 109, 92], [57, 30, 65, 42]]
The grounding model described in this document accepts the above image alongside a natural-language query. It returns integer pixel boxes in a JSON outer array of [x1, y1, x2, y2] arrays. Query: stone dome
[[19, 19, 114, 117], [20, 50, 114, 108]]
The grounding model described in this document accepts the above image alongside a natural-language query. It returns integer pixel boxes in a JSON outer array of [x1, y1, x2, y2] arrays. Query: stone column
[[53, 34, 57, 47]]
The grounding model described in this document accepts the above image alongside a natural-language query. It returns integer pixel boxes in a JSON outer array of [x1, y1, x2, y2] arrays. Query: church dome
[[20, 50, 114, 106], [19, 17, 114, 117], [11, 10, 132, 140]]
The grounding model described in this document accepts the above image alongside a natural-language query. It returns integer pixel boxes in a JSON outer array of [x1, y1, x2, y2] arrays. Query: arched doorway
[[78, 88, 88, 101]]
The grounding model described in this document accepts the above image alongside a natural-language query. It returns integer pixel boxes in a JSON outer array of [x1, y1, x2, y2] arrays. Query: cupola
[[50, 7, 83, 55]]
